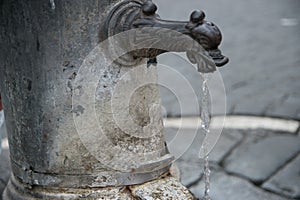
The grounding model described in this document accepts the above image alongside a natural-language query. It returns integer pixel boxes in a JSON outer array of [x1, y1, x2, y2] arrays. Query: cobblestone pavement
[[155, 0, 300, 119], [165, 117, 300, 200], [1, 116, 300, 199]]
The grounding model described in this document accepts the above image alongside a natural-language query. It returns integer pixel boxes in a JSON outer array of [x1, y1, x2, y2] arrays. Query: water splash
[[200, 73, 212, 200]]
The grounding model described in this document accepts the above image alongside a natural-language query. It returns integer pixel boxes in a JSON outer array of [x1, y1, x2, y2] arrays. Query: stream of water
[[0, 111, 4, 155], [200, 73, 212, 200]]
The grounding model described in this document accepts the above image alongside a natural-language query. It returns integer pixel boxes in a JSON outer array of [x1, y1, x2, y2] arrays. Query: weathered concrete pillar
[[0, 0, 227, 199]]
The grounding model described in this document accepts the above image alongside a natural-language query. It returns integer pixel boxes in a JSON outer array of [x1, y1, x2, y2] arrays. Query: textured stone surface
[[156, 0, 300, 119], [262, 154, 300, 199], [3, 175, 138, 200], [224, 132, 300, 183], [169, 163, 181, 181], [175, 153, 204, 187], [190, 171, 289, 200], [130, 176, 195, 200], [66, 187, 138, 200]]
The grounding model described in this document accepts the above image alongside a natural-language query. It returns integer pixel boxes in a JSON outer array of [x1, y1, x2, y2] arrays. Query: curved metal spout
[[104, 0, 229, 71]]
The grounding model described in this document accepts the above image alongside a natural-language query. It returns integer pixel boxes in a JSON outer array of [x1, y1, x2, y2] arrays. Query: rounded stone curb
[[164, 115, 300, 133]]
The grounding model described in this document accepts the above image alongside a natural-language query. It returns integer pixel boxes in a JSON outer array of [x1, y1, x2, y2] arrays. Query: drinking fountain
[[0, 0, 228, 199]]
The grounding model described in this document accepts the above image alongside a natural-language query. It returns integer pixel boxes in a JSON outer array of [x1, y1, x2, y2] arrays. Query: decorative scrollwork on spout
[[103, 0, 229, 72]]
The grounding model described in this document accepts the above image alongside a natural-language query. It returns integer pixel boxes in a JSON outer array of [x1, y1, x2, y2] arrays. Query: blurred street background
[[157, 0, 300, 119]]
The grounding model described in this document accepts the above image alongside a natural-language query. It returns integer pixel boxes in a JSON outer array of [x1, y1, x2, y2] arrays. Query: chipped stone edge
[[129, 176, 196, 200], [164, 115, 300, 133]]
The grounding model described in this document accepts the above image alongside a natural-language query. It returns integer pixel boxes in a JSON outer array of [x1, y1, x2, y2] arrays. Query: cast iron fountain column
[[0, 0, 227, 199]]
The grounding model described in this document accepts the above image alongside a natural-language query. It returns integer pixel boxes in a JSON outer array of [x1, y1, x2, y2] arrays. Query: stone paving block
[[262, 154, 300, 199], [165, 128, 243, 186], [165, 127, 205, 186], [175, 158, 203, 187], [209, 129, 243, 163], [224, 132, 300, 183], [189, 170, 289, 200]]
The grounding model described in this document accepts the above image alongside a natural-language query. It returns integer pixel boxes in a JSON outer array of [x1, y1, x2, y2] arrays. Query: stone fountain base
[[3, 172, 195, 200]]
